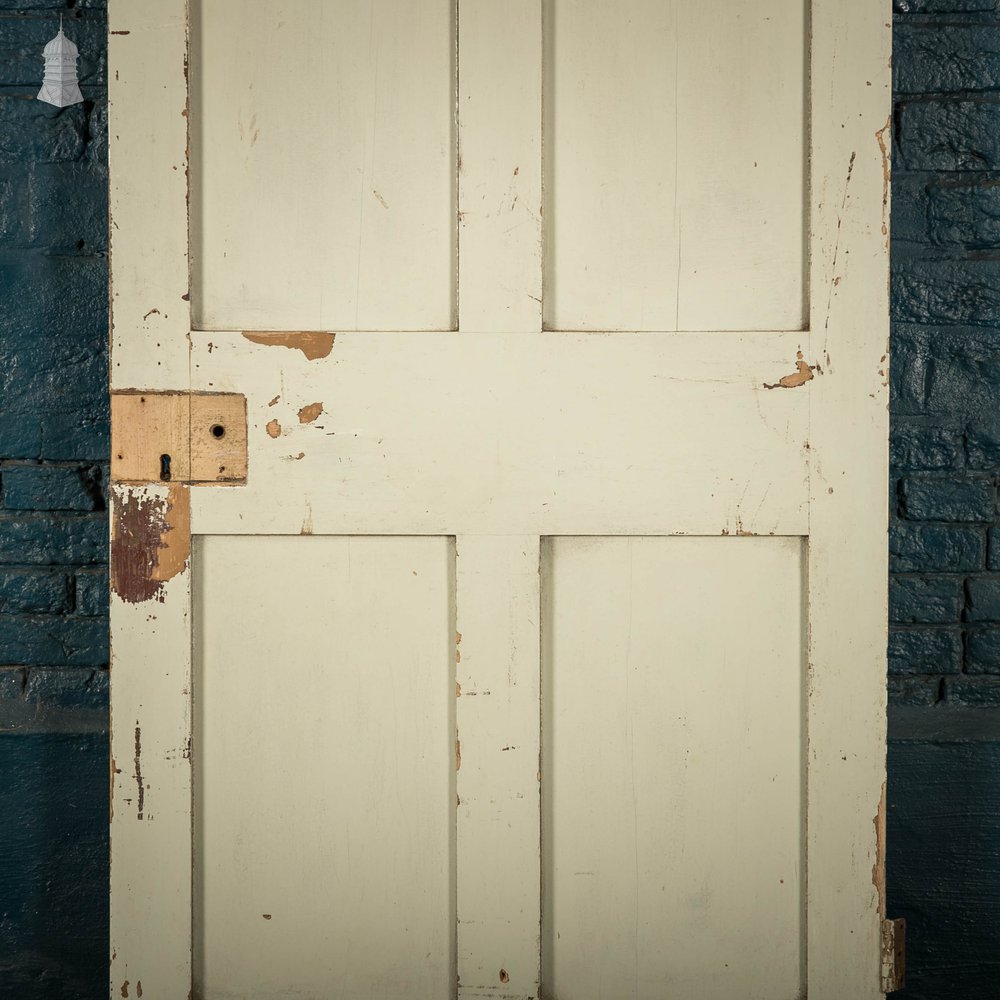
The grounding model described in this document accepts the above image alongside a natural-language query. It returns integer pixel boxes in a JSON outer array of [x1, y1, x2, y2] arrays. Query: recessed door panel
[[541, 536, 805, 999], [192, 535, 455, 1000], [543, 0, 807, 332]]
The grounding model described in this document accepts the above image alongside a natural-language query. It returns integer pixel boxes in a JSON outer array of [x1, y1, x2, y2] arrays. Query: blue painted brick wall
[[890, 2, 1000, 998], [891, 0, 1000, 707], [0, 4, 109, 999]]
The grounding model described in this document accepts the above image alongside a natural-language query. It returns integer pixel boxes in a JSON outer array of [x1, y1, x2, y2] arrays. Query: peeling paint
[[267, 395, 280, 407], [134, 724, 144, 821], [111, 485, 191, 604], [266, 419, 281, 439], [297, 401, 323, 424], [121, 980, 129, 998], [242, 331, 335, 360], [872, 778, 886, 917], [456, 739, 462, 771], [763, 352, 816, 390], [876, 116, 891, 249]]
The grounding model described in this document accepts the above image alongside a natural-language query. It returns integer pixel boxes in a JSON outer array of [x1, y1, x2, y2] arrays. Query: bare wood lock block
[[112, 391, 248, 484]]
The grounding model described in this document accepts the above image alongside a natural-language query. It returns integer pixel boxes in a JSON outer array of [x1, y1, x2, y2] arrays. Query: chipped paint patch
[[266, 419, 281, 439], [456, 738, 462, 771], [111, 485, 191, 604], [297, 401, 323, 424], [763, 352, 816, 390], [876, 116, 891, 249], [242, 331, 335, 361], [872, 778, 886, 916]]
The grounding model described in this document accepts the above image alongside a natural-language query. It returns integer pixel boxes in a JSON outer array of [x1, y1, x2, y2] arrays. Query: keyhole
[[210, 424, 226, 439], [160, 454, 172, 481]]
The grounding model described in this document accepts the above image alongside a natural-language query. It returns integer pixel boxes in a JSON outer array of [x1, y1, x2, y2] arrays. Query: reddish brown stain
[[111, 486, 191, 604], [242, 331, 335, 361], [142, 308, 160, 321], [297, 401, 323, 424], [266, 419, 281, 439]]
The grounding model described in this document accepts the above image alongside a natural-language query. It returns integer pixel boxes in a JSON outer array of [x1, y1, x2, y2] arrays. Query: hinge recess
[[111, 391, 248, 485], [881, 917, 905, 993]]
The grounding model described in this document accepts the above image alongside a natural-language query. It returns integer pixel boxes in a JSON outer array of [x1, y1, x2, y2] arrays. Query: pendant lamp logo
[[37, 16, 84, 108]]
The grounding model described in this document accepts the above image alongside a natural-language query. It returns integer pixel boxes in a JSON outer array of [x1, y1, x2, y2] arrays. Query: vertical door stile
[[806, 0, 892, 997], [456, 4, 545, 996], [108, 1, 194, 997], [457, 0, 543, 334], [455, 536, 542, 999]]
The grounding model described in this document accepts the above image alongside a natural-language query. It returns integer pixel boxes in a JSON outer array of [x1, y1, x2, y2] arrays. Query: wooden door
[[108, 2, 892, 998]]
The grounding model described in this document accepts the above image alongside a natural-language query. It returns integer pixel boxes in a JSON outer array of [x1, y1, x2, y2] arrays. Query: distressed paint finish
[[189, 330, 810, 538], [109, 483, 193, 999], [455, 536, 541, 998], [109, 1, 193, 995], [807, 0, 892, 996], [108, 0, 190, 390], [111, 0, 891, 996]]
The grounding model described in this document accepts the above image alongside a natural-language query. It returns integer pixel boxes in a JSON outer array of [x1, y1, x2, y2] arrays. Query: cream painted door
[[108, 3, 891, 999]]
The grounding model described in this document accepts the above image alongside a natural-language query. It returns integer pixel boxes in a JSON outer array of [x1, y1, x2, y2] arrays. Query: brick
[[23, 666, 107, 710], [0, 170, 29, 248], [895, 25, 1000, 95], [0, 515, 107, 565], [892, 261, 1000, 327], [891, 326, 1000, 420], [890, 575, 965, 623], [889, 626, 963, 674], [988, 527, 1000, 569], [0, 570, 68, 614], [967, 576, 1000, 621], [891, 423, 963, 472], [888, 676, 941, 706], [889, 173, 930, 250], [943, 676, 1000, 705], [0, 96, 86, 166], [27, 162, 108, 252], [2, 464, 103, 512], [901, 477, 995, 521], [0, 614, 107, 666], [895, 0, 999, 11], [74, 569, 106, 617], [966, 627, 1000, 671], [898, 100, 1000, 172], [966, 422, 1000, 468], [0, 258, 107, 415], [0, 410, 109, 463], [929, 181, 1000, 251], [891, 523, 985, 572]]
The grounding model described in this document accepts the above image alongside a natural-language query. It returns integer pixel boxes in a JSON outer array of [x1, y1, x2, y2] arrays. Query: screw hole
[[210, 424, 225, 439], [160, 454, 172, 482]]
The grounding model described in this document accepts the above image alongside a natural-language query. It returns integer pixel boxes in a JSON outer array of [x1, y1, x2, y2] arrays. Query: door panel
[[541, 536, 805, 999], [192, 535, 455, 1000], [190, 0, 456, 332], [543, 0, 807, 332]]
